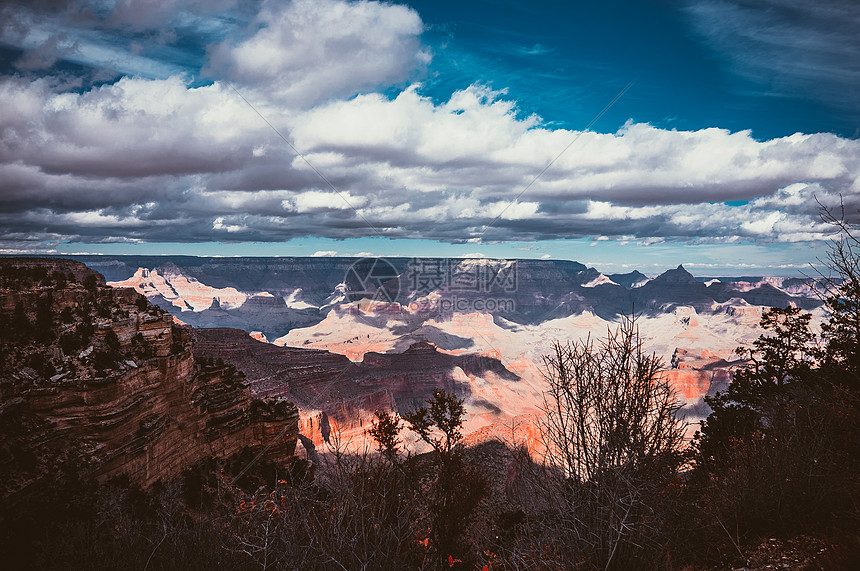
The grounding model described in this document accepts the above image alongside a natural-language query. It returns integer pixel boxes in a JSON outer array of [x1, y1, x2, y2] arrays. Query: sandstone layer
[[0, 259, 298, 502], [191, 327, 518, 449]]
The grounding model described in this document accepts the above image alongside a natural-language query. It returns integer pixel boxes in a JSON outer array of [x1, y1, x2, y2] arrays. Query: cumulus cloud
[[205, 0, 429, 107], [0, 76, 276, 179], [286, 191, 369, 213], [2, 72, 859, 251]]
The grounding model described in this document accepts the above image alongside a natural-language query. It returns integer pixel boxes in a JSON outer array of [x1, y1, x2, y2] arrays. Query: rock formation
[[0, 258, 298, 502], [57, 255, 820, 339], [191, 328, 518, 449]]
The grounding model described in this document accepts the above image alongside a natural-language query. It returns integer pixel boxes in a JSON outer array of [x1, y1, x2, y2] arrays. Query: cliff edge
[[0, 258, 298, 501]]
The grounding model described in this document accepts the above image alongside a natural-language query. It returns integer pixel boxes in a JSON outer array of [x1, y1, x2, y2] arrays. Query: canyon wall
[[191, 328, 519, 449], [0, 259, 298, 501], [76, 255, 820, 335]]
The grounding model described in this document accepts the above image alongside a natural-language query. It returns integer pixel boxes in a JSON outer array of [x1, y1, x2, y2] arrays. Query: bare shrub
[[537, 314, 688, 569]]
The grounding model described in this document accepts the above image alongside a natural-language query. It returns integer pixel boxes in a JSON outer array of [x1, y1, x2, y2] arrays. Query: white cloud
[[213, 216, 245, 232], [1, 29, 859, 252], [288, 190, 368, 213], [292, 84, 538, 167], [0, 75, 270, 181], [311, 250, 338, 257], [206, 0, 428, 107]]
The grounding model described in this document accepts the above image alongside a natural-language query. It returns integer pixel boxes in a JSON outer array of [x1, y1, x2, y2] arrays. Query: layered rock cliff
[[0, 259, 298, 501], [191, 327, 519, 448]]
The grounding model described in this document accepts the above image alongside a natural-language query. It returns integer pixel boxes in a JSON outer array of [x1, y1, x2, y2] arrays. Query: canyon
[[192, 327, 519, 451], [1, 255, 825, 475], [92, 255, 823, 449]]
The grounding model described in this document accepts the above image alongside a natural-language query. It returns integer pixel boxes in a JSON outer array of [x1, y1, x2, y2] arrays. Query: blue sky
[[406, 0, 857, 139], [0, 0, 858, 275]]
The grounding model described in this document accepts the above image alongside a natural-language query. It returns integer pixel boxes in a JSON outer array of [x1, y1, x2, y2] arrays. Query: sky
[[0, 0, 859, 275]]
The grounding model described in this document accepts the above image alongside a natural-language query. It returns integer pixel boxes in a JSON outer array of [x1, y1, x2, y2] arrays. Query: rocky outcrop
[[193, 327, 397, 448], [109, 267, 323, 340], [110, 267, 248, 311], [666, 347, 737, 420], [609, 270, 650, 289], [356, 341, 519, 403], [191, 328, 518, 448], [0, 258, 298, 501]]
